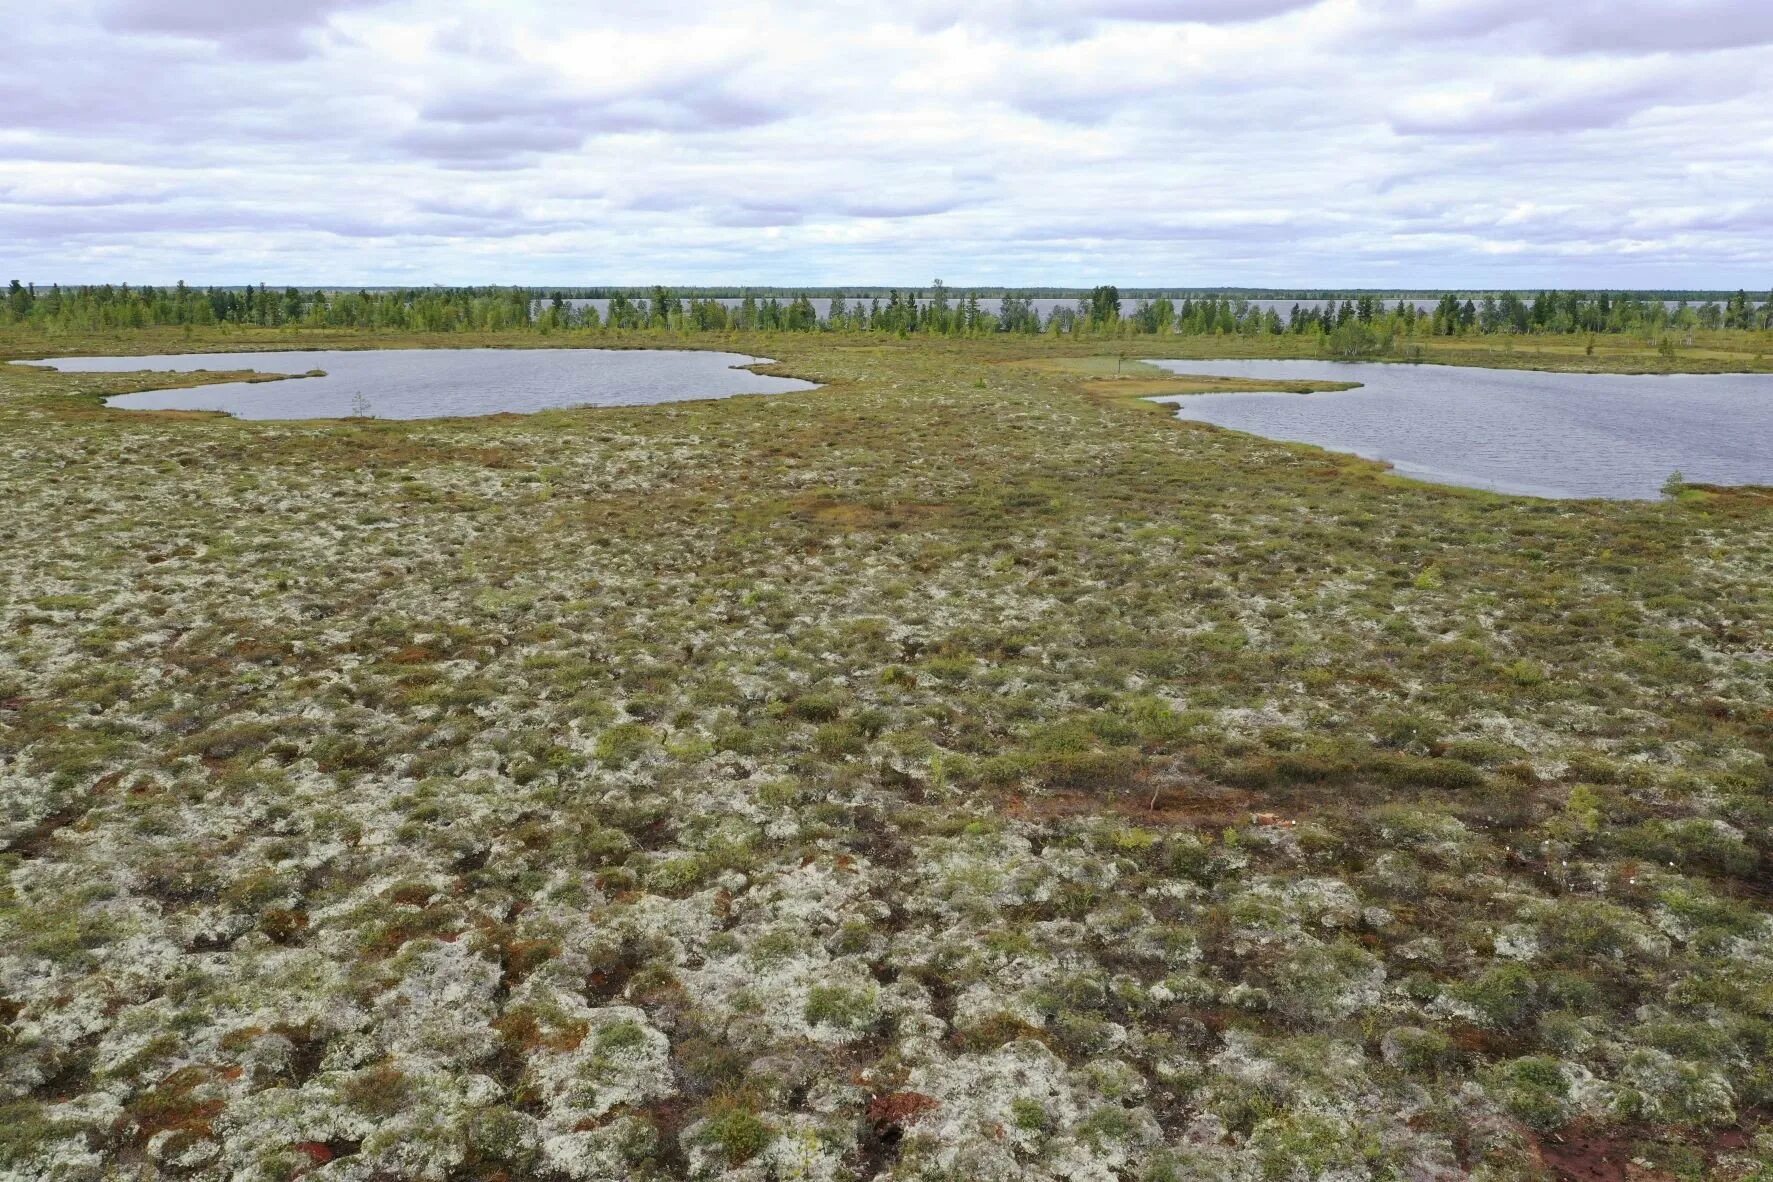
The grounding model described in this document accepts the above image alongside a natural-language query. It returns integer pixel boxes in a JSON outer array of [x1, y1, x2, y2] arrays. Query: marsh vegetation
[[1, 322, 1770, 1181]]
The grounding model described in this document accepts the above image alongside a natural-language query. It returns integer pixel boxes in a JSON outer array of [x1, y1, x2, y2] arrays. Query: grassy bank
[[1, 331, 1770, 1181]]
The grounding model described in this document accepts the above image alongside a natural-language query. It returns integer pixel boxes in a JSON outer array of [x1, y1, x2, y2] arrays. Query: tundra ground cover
[[1, 330, 1770, 1181]]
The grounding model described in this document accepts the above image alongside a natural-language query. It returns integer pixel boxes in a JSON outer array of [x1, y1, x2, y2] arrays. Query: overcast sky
[[4, 0, 1771, 288]]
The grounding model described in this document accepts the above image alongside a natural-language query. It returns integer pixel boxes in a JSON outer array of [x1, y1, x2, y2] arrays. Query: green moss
[[812, 721, 866, 758], [699, 1106, 773, 1166], [1250, 1113, 1385, 1181], [1457, 963, 1541, 1030], [1486, 1056, 1573, 1131], [1009, 1096, 1052, 1134], [0, 1100, 73, 1166], [803, 983, 878, 1031], [595, 1019, 647, 1053], [594, 722, 654, 768]]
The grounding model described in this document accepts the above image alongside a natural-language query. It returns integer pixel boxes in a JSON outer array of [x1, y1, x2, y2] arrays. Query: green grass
[[0, 326, 1769, 1180]]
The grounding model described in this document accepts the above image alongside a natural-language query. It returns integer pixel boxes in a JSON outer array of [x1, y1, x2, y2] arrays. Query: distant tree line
[[415, 284, 1766, 304], [2, 281, 534, 333], [1421, 289, 1770, 335], [5, 279, 1770, 343]]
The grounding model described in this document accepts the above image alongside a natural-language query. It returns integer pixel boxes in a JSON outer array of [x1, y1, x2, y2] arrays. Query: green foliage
[[595, 1019, 648, 1053], [1250, 1114, 1384, 1181], [1614, 818, 1758, 878], [699, 1106, 774, 1166], [1382, 1026, 1455, 1075], [1324, 320, 1385, 358], [812, 721, 866, 758], [594, 723, 654, 768], [1009, 1096, 1053, 1133], [1486, 1057, 1573, 1130], [803, 983, 878, 1032], [1458, 963, 1541, 1030], [0, 1101, 70, 1167], [11, 281, 1760, 341]]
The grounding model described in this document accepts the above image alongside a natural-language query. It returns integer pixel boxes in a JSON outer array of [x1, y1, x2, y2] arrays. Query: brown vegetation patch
[[867, 1091, 940, 1148], [787, 494, 953, 531], [259, 909, 308, 945], [494, 1008, 587, 1054], [5, 805, 91, 859], [291, 1139, 360, 1166], [1531, 1126, 1640, 1182], [1083, 375, 1356, 402], [1002, 783, 1263, 828], [1691, 482, 1773, 508], [129, 1066, 226, 1143], [868, 1091, 939, 1126]]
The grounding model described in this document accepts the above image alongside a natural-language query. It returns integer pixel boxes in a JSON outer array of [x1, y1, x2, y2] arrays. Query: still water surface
[[18, 348, 818, 420], [545, 296, 1441, 320], [1149, 359, 1773, 499]]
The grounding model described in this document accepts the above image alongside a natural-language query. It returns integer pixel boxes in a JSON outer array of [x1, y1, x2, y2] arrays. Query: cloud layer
[[5, 0, 1771, 286]]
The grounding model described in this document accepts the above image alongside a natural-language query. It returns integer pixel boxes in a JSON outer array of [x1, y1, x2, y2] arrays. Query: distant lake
[[536, 298, 1714, 321], [17, 348, 819, 420], [542, 296, 1442, 319], [1148, 359, 1773, 499]]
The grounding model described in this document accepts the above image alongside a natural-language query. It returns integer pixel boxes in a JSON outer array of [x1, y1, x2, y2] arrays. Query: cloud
[[415, 86, 785, 134], [390, 121, 588, 165], [1, 0, 1769, 286], [381, 56, 792, 165], [916, 0, 1324, 36], [1075, 0, 1323, 18], [95, 0, 385, 58], [835, 196, 971, 219], [1360, 0, 1773, 55], [0, 168, 181, 207], [1388, 59, 1749, 136], [709, 204, 806, 228]]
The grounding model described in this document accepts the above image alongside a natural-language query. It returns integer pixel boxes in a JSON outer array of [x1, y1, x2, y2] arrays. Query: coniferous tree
[[1087, 285, 1121, 329], [5, 280, 34, 321]]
